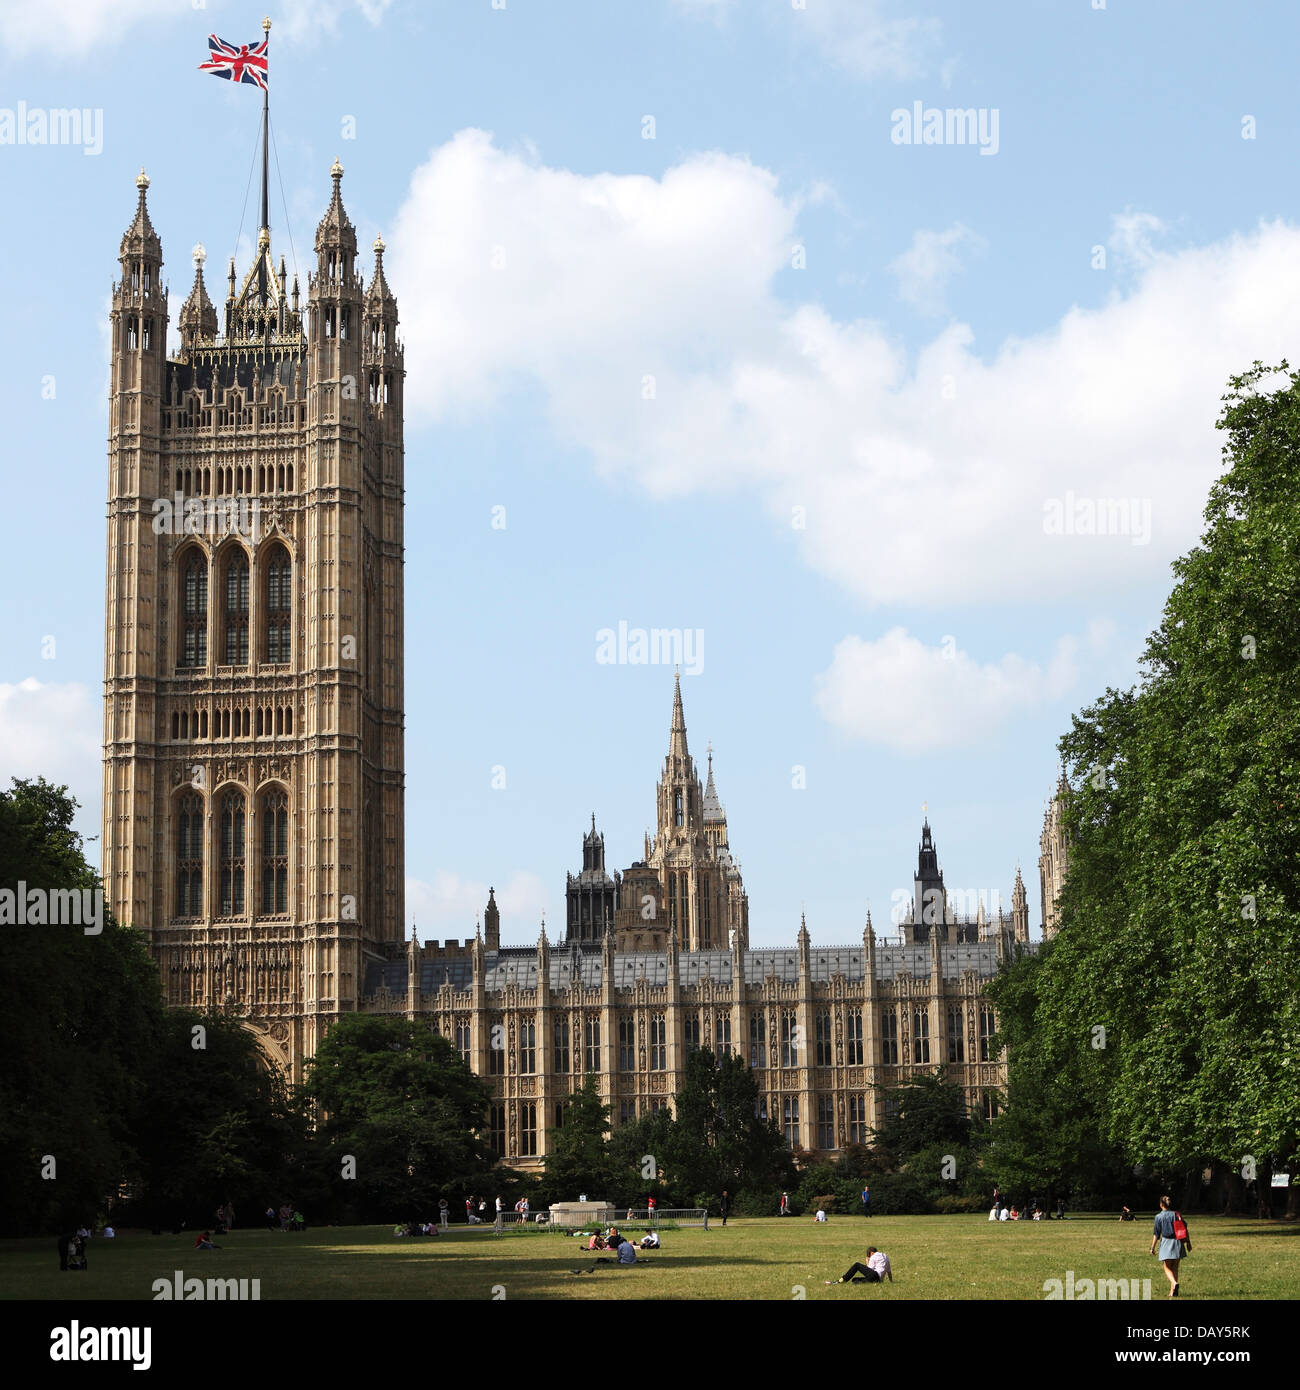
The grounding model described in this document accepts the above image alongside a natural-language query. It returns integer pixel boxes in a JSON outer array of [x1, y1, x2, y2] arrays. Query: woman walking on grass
[[1150, 1195, 1190, 1298]]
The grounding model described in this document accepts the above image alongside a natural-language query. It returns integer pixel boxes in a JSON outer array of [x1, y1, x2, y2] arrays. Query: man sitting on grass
[[827, 1246, 892, 1285]]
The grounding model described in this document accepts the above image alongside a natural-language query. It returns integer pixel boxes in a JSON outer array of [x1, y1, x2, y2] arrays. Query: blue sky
[[3, 0, 1300, 948]]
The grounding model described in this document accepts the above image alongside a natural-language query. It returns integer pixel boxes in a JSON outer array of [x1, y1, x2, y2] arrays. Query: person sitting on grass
[[195, 1231, 220, 1250], [827, 1246, 892, 1285], [640, 1231, 660, 1249], [813, 1209, 827, 1222]]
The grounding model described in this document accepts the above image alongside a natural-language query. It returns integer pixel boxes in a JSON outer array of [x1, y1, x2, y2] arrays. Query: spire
[[315, 158, 357, 259], [483, 886, 500, 952], [668, 666, 689, 762], [368, 232, 396, 307], [120, 168, 161, 261], [702, 740, 725, 823], [179, 243, 218, 349]]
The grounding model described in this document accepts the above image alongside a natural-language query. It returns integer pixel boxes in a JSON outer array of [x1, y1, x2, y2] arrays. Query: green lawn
[[3, 1215, 1293, 1300]]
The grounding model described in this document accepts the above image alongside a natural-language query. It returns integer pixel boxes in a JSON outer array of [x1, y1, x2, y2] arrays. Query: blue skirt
[[1157, 1237, 1185, 1261]]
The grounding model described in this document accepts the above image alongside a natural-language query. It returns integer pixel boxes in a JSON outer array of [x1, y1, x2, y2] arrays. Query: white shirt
[[867, 1251, 890, 1278]]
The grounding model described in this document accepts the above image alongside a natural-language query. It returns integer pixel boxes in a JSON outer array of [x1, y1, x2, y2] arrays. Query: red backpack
[[1172, 1212, 1189, 1241]]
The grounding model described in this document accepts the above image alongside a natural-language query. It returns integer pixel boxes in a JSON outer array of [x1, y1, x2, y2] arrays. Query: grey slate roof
[[361, 938, 1021, 1000]]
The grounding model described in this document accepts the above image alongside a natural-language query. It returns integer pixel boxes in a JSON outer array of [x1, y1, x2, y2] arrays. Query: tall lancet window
[[175, 792, 204, 917], [261, 788, 289, 915], [223, 553, 250, 665], [219, 791, 246, 916], [674, 792, 683, 828], [181, 552, 208, 668], [265, 547, 291, 664]]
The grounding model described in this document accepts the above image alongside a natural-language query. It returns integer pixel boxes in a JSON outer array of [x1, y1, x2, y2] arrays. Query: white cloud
[[0, 678, 100, 795], [1108, 210, 1168, 270], [406, 869, 548, 944], [813, 623, 1114, 754], [0, 0, 175, 58], [793, 0, 942, 80], [887, 222, 983, 315], [389, 132, 1300, 609], [674, 0, 942, 80], [0, 0, 388, 58]]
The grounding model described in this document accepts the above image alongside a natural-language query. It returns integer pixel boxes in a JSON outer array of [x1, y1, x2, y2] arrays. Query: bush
[[933, 1194, 989, 1214], [732, 1187, 782, 1217], [868, 1172, 935, 1215]]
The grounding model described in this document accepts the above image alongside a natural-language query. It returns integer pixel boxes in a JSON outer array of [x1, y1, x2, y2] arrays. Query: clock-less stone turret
[[101, 162, 405, 1078]]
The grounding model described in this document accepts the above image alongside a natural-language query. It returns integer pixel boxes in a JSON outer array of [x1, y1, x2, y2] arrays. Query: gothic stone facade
[[102, 165, 405, 1078], [362, 679, 1033, 1166]]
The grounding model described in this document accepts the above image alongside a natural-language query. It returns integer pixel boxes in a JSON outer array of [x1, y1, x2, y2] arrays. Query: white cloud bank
[[813, 622, 1115, 754], [388, 132, 1300, 610], [0, 0, 390, 58]]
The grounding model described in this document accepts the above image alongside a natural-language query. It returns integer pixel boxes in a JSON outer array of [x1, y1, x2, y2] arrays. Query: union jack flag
[[198, 35, 269, 90]]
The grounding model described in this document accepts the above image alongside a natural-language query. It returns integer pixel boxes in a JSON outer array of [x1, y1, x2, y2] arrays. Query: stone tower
[[1039, 770, 1070, 937], [647, 672, 748, 949], [101, 162, 405, 1078], [564, 815, 617, 942]]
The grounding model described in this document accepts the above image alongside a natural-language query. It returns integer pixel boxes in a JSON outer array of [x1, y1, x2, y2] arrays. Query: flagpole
[[258, 16, 271, 305], [260, 16, 270, 238]]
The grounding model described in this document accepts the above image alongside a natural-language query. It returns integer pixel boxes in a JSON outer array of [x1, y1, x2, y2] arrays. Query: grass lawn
[[2, 1215, 1293, 1301]]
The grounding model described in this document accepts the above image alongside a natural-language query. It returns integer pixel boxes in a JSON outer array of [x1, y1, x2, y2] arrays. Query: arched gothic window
[[218, 791, 246, 915], [175, 792, 204, 917], [223, 552, 249, 665], [261, 788, 289, 915], [265, 547, 291, 663], [180, 552, 208, 668]]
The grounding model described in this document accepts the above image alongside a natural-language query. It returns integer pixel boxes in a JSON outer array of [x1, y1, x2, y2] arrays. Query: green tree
[[302, 1014, 495, 1220], [543, 1073, 614, 1199], [0, 778, 163, 1235], [872, 1071, 974, 1162], [128, 1008, 308, 1229], [667, 1049, 789, 1201], [988, 946, 1135, 1205], [607, 1106, 676, 1205], [1021, 361, 1300, 1196]]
